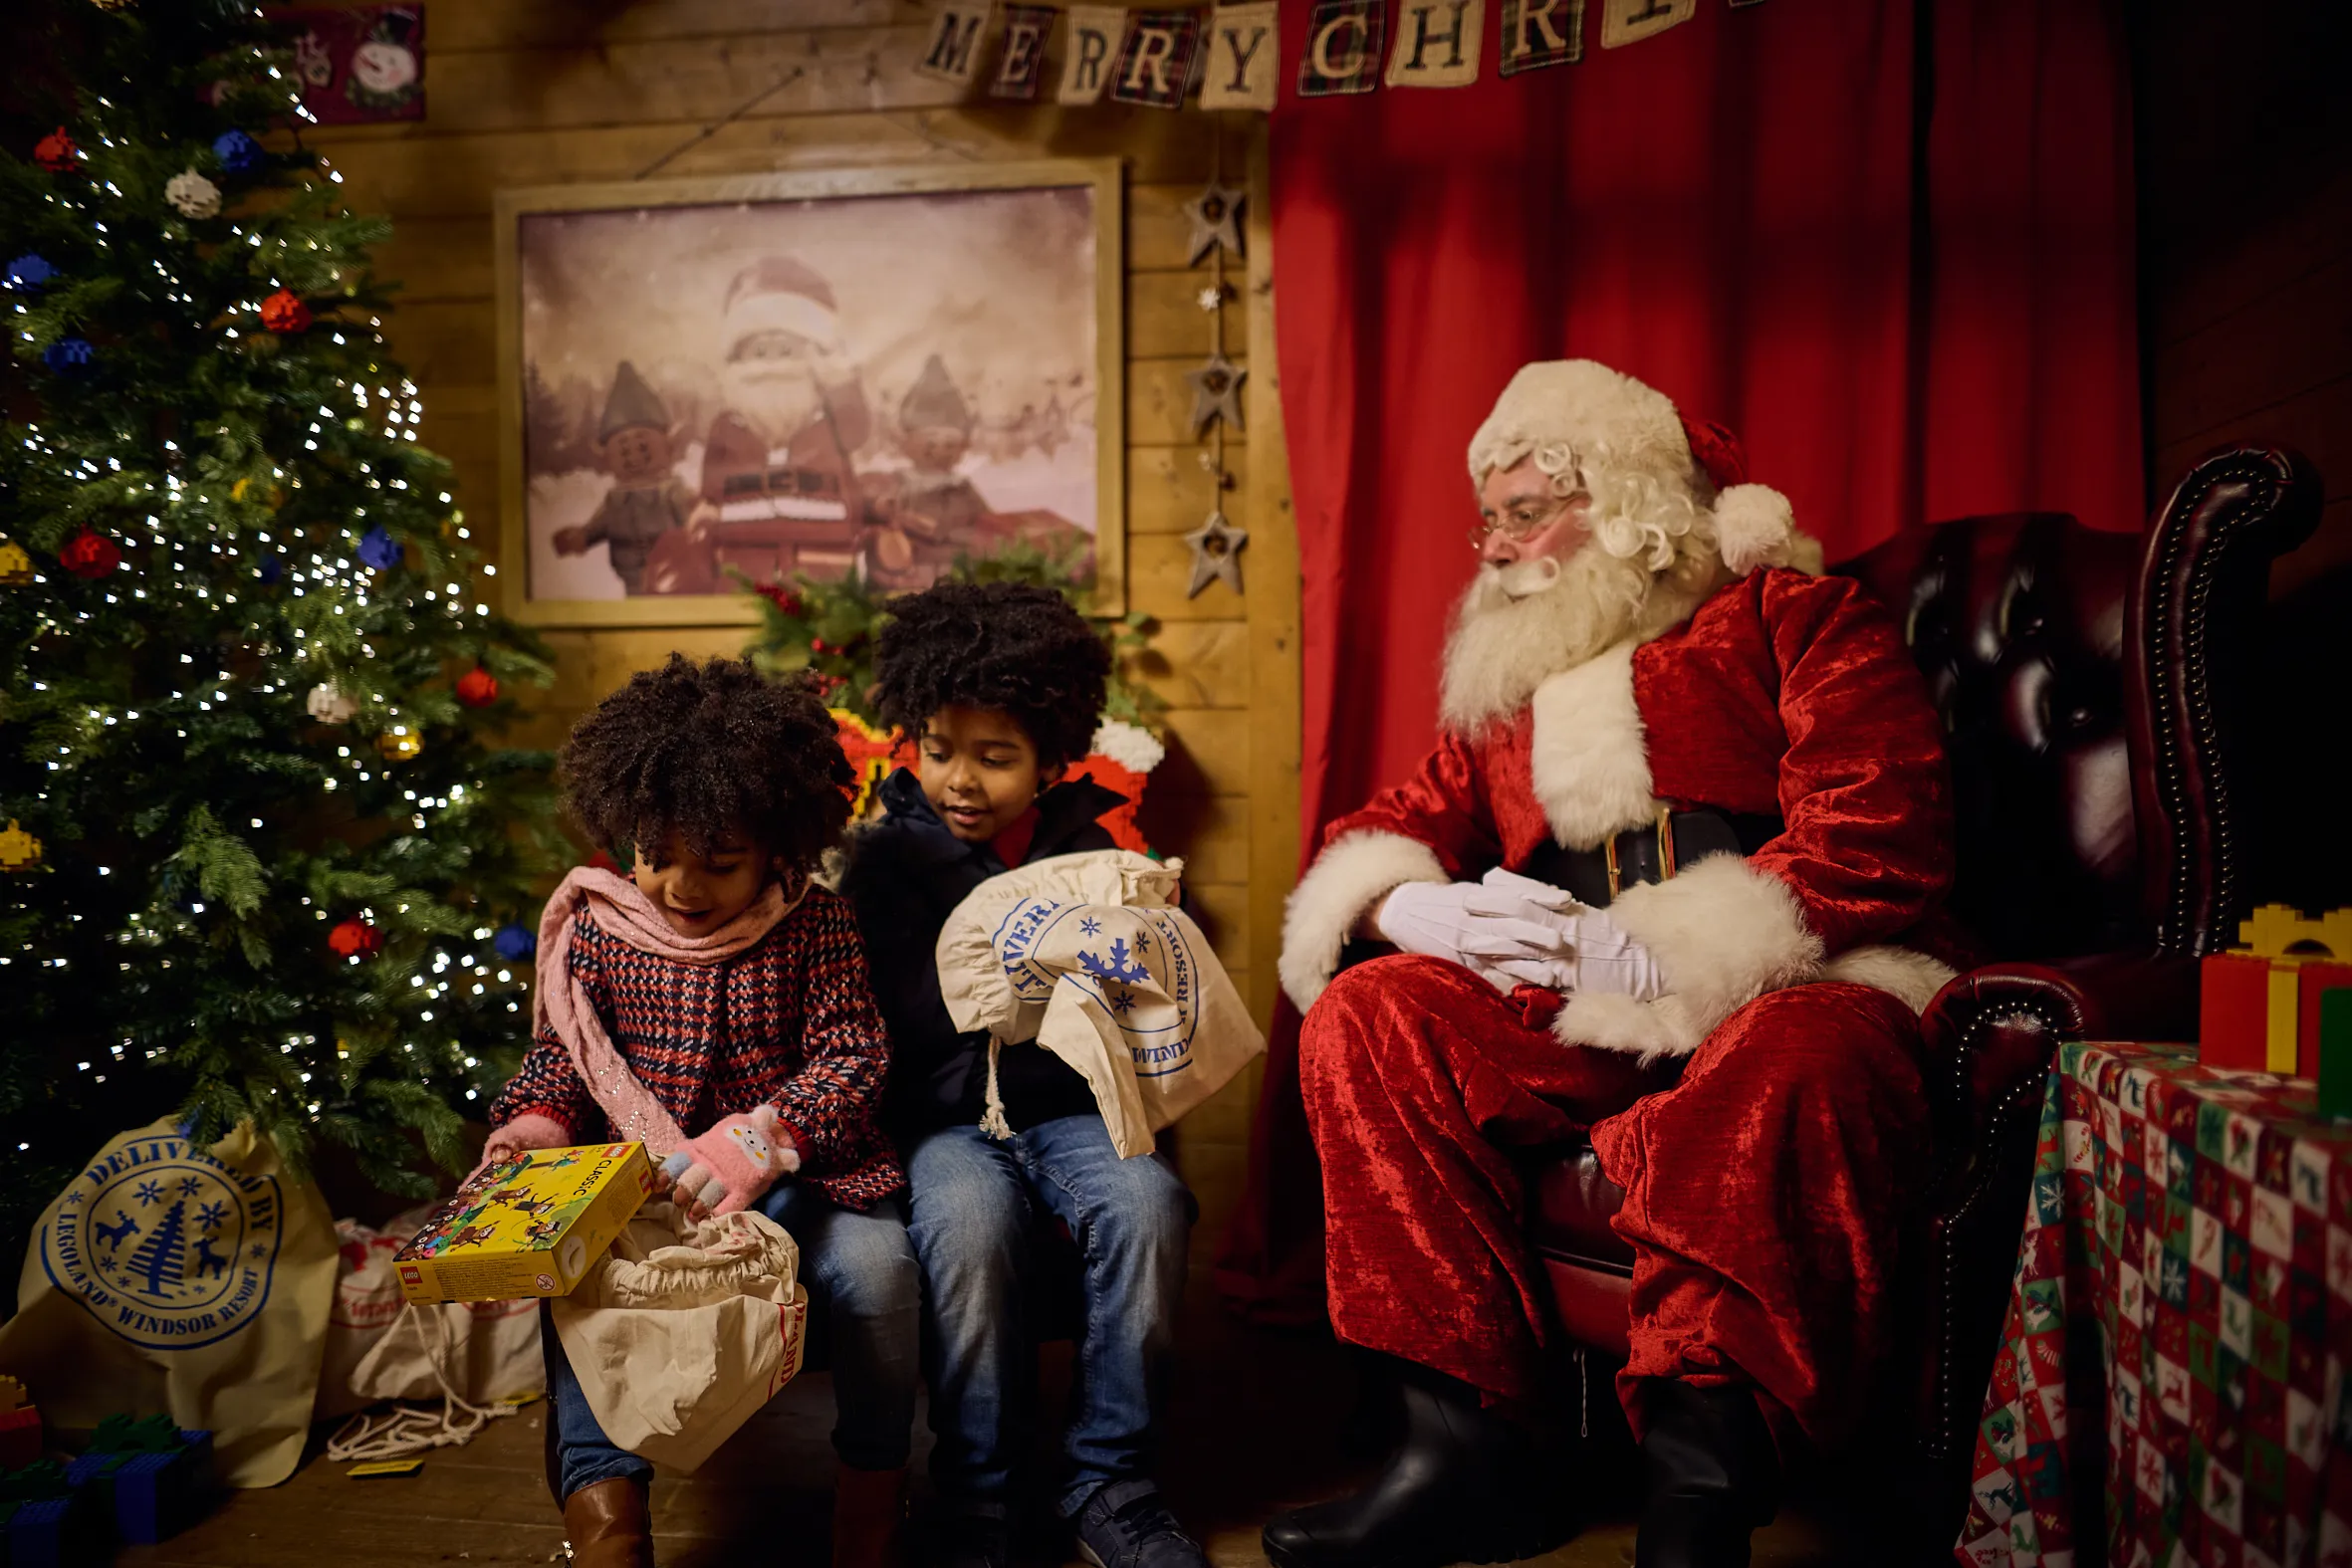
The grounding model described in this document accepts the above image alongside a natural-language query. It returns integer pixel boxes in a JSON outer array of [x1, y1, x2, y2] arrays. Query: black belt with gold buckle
[[1518, 806, 1782, 909]]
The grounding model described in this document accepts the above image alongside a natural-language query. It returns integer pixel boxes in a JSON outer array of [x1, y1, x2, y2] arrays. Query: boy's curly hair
[[872, 581, 1109, 767], [561, 654, 852, 870]]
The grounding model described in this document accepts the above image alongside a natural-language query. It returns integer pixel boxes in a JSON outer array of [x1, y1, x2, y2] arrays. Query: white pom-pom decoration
[[164, 169, 221, 219], [307, 682, 357, 724], [1087, 716, 1166, 775], [1711, 484, 1798, 575]]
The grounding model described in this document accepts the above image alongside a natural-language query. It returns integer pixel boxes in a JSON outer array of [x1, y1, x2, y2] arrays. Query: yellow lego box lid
[[394, 1142, 652, 1267]]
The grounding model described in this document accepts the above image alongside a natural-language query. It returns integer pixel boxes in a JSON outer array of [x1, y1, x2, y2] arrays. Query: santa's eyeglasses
[[1470, 491, 1586, 547]]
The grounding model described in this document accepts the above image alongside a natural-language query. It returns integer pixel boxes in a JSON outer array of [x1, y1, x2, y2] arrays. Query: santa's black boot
[[1262, 1356, 1563, 1568], [1633, 1381, 1780, 1568]]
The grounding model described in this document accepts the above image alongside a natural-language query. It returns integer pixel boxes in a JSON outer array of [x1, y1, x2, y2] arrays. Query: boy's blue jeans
[[543, 1185, 920, 1501], [904, 1114, 1195, 1519]]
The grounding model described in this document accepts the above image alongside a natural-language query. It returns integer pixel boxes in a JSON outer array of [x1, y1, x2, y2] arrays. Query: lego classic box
[[393, 1142, 654, 1303]]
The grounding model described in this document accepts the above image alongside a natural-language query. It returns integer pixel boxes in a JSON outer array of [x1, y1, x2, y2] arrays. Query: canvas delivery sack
[[935, 849, 1267, 1158], [551, 1202, 808, 1472], [318, 1210, 543, 1422], [0, 1116, 338, 1487]]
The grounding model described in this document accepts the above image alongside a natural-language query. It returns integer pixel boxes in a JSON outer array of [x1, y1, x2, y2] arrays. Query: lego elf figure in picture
[[553, 361, 703, 596]]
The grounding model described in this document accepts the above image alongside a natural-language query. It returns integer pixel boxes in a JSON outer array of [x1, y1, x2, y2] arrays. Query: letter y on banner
[[1199, 2, 1279, 110], [1386, 0, 1485, 88], [1298, 0, 1384, 98], [1058, 6, 1130, 105], [914, 2, 996, 85], [1110, 10, 1205, 108], [990, 4, 1058, 99]]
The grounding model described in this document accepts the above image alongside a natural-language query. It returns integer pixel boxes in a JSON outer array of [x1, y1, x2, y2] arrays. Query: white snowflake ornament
[[306, 682, 357, 724], [165, 169, 221, 219]]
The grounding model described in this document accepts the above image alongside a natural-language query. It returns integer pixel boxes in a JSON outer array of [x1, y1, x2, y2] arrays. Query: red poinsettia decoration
[[455, 666, 500, 707], [32, 127, 79, 173], [328, 917, 383, 958], [259, 288, 312, 335], [59, 529, 120, 579]]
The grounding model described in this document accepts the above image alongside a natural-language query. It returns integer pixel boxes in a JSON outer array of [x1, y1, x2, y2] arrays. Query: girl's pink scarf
[[533, 865, 806, 1157]]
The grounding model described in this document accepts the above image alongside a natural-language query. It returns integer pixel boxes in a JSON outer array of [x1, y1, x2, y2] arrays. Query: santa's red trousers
[[1299, 956, 1930, 1447]]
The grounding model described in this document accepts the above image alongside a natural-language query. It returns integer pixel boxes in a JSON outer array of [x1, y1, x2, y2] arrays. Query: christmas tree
[[0, 2, 562, 1263]]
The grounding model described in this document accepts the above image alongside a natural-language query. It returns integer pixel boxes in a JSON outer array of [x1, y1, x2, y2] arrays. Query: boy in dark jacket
[[839, 583, 1203, 1568]]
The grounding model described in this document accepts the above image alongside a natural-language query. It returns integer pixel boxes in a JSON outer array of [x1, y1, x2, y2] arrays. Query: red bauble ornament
[[59, 529, 120, 579], [259, 288, 312, 334], [328, 918, 383, 958], [33, 128, 79, 173], [455, 666, 499, 707]]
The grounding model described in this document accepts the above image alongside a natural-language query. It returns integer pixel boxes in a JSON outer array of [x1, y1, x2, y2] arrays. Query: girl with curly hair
[[481, 655, 916, 1568], [839, 582, 1207, 1568]]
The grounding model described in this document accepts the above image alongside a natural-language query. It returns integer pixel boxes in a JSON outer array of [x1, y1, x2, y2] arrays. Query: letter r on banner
[[1110, 10, 1205, 108], [1297, 0, 1383, 98], [990, 4, 1058, 100], [1058, 5, 1129, 104], [914, 3, 995, 84], [1499, 0, 1583, 75], [1199, 1, 1279, 111], [1386, 0, 1485, 89]]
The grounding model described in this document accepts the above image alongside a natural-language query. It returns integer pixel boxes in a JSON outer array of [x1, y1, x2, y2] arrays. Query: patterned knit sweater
[[487, 885, 904, 1210]]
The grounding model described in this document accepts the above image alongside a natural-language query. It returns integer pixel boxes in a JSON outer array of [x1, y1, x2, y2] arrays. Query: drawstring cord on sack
[[978, 1036, 1014, 1141], [324, 1301, 521, 1462]]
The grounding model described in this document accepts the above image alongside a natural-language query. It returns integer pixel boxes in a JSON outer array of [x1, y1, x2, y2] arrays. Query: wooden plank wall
[[299, 0, 1300, 1257]]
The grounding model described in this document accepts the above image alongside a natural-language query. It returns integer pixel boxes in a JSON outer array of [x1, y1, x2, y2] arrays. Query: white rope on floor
[[324, 1302, 520, 1462]]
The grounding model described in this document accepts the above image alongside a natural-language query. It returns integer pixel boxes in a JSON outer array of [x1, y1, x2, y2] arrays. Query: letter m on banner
[[1298, 0, 1384, 98], [915, 3, 995, 86], [1110, 10, 1205, 108]]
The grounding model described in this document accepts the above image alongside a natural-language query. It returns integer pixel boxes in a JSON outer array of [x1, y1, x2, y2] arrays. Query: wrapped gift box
[[2, 1459, 108, 1568], [2199, 906, 2352, 1076], [66, 1416, 213, 1545], [392, 1142, 652, 1303]]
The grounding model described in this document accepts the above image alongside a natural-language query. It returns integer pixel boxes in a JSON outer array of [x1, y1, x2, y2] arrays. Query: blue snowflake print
[[134, 1180, 162, 1207], [62, 1189, 85, 1207], [177, 1176, 204, 1199], [1132, 929, 1150, 954], [1080, 917, 1102, 938], [197, 1201, 229, 1232], [1111, 988, 1137, 1015], [249, 1242, 269, 1260]]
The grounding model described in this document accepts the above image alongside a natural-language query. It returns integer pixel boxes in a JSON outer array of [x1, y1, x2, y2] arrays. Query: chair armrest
[[1920, 949, 2199, 1158]]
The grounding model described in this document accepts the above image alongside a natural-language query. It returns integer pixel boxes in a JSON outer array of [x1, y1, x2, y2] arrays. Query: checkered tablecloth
[[1957, 1040, 2352, 1567]]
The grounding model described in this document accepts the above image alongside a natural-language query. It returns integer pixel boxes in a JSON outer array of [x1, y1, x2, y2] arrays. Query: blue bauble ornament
[[5, 253, 55, 293], [493, 923, 538, 962], [257, 554, 284, 585], [355, 526, 400, 569], [211, 129, 262, 174], [42, 337, 94, 373]]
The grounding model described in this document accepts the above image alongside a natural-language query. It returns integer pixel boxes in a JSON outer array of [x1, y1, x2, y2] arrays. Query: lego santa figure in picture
[[1262, 361, 1969, 1568]]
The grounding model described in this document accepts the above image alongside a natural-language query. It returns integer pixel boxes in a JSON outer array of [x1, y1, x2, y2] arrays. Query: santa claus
[[1260, 361, 1963, 1568]]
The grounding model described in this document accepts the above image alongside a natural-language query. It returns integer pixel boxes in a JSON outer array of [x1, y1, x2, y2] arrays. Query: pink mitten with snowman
[[660, 1104, 800, 1217]]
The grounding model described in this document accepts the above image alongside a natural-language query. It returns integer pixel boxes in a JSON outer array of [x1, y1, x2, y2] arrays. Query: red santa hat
[[723, 254, 843, 351], [1465, 359, 1810, 576]]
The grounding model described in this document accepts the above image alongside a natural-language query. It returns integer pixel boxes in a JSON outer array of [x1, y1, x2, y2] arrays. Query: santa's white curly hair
[[1465, 359, 1818, 581]]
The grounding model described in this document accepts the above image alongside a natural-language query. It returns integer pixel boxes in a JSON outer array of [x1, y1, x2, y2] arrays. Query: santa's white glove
[[1464, 867, 1669, 1001], [1372, 880, 1580, 995]]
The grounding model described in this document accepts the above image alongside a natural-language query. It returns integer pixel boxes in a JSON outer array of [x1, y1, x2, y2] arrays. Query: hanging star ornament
[[1185, 352, 1247, 437], [1181, 182, 1245, 265], [1182, 512, 1249, 598]]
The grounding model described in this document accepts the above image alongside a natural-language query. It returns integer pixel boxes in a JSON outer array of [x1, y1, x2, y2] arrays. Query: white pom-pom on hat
[[1711, 483, 1798, 575]]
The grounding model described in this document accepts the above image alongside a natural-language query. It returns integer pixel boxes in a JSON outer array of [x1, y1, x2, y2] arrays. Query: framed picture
[[494, 159, 1125, 626]]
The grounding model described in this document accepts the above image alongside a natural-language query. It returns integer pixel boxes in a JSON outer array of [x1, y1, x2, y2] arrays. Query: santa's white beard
[[1438, 544, 1657, 732], [720, 362, 825, 444]]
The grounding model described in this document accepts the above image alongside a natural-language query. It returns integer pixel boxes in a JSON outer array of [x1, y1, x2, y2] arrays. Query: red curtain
[[1215, 0, 2141, 1322]]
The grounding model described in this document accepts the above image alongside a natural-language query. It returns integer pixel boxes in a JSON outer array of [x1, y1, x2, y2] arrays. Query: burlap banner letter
[[914, 2, 995, 85], [1058, 5, 1129, 104], [1386, 0, 1485, 88], [990, 4, 1058, 99], [1499, 0, 1582, 74], [1110, 10, 1204, 108], [1200, 1, 1279, 110], [1600, 0, 1694, 48], [1297, 0, 1383, 98]]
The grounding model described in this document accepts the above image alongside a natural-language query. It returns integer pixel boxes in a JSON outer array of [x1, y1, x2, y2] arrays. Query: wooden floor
[[116, 1281, 1885, 1567]]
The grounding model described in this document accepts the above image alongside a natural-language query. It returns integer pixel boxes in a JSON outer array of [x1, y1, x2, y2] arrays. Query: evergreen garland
[[0, 0, 563, 1265]]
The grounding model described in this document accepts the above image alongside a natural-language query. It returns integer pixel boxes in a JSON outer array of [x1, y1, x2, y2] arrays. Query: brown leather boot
[[563, 1474, 655, 1568], [831, 1464, 907, 1568]]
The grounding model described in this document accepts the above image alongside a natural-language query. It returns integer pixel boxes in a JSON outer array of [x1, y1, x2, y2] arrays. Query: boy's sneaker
[[1070, 1482, 1210, 1568], [933, 1507, 1012, 1568]]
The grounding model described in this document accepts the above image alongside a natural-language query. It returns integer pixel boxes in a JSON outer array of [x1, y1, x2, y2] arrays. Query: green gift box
[[2319, 989, 2352, 1119]]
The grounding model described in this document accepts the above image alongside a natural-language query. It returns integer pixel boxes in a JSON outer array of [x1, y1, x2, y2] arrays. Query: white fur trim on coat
[[1819, 944, 1959, 1012], [1529, 643, 1659, 851], [1551, 854, 1823, 1061], [1280, 831, 1448, 1014]]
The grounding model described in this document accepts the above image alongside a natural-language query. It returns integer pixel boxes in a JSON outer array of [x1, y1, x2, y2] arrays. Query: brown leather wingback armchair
[[1525, 444, 2323, 1543]]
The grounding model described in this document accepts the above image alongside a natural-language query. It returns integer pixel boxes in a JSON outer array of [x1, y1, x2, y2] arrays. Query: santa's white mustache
[[1480, 555, 1563, 600]]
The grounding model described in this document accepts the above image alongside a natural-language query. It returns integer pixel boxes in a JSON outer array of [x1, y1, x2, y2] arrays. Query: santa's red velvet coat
[[1282, 565, 1962, 1447]]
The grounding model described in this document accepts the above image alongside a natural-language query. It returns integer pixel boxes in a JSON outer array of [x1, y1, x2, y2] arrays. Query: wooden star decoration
[[1182, 182, 1246, 265], [1183, 512, 1249, 597], [1185, 352, 1247, 436]]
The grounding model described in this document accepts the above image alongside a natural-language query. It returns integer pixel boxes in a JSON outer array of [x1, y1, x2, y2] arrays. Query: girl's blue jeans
[[544, 1185, 920, 1500]]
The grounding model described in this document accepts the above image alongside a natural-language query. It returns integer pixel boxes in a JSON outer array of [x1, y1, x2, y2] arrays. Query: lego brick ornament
[[2199, 905, 2352, 1077]]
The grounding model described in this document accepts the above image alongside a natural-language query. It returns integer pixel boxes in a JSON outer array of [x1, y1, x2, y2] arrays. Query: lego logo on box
[[399, 1265, 420, 1285]]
